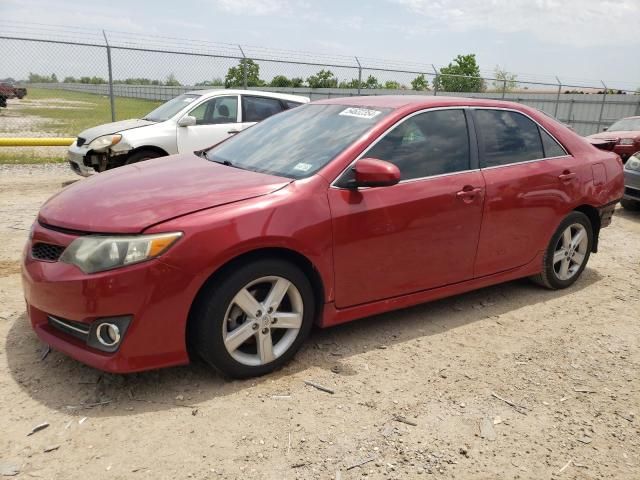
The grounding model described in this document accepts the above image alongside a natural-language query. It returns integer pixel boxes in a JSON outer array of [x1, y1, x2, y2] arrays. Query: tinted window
[[206, 104, 391, 179], [243, 96, 284, 122], [540, 129, 567, 158], [475, 109, 544, 168], [189, 96, 237, 125], [365, 109, 470, 180]]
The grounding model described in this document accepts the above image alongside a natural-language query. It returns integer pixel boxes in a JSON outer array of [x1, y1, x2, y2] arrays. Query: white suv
[[67, 89, 310, 176]]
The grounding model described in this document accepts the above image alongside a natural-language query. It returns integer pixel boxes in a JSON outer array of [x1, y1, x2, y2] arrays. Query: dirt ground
[[0, 164, 639, 480]]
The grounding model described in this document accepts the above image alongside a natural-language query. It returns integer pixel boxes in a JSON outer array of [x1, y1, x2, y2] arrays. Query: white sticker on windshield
[[293, 162, 312, 172], [183, 97, 196, 103], [339, 107, 382, 119]]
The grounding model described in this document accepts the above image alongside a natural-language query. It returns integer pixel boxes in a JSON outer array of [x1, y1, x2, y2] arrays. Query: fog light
[[87, 316, 131, 352], [96, 323, 121, 347]]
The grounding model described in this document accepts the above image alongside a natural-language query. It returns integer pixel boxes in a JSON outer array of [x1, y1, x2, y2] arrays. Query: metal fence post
[[501, 79, 507, 99], [597, 80, 607, 132], [354, 56, 362, 95], [554, 76, 562, 117], [431, 64, 438, 96], [238, 45, 247, 89], [102, 30, 115, 122], [567, 99, 574, 126]]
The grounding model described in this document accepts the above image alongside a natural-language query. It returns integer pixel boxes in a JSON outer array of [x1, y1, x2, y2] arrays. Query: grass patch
[[0, 151, 66, 164], [18, 87, 162, 136]]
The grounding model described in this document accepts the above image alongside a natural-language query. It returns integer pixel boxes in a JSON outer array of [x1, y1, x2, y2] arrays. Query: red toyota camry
[[22, 96, 624, 378]]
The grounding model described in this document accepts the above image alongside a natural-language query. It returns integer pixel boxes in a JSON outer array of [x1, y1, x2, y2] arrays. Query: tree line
[[24, 54, 535, 93]]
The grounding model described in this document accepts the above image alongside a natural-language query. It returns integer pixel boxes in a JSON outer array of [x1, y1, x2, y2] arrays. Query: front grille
[[625, 187, 640, 199], [76, 137, 86, 147], [48, 315, 90, 342], [31, 242, 65, 262]]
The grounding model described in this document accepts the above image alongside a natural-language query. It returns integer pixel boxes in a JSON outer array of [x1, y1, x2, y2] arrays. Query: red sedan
[[22, 96, 624, 378], [588, 116, 640, 162]]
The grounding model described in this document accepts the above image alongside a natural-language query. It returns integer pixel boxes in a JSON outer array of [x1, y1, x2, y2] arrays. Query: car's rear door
[[328, 108, 486, 308], [176, 95, 240, 152], [471, 108, 585, 277]]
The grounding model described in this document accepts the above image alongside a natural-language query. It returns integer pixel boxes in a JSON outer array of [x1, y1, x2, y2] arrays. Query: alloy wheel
[[552, 223, 588, 281]]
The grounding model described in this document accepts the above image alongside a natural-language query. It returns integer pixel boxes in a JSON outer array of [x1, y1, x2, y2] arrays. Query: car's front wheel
[[530, 211, 593, 289], [190, 258, 315, 378], [124, 149, 163, 165]]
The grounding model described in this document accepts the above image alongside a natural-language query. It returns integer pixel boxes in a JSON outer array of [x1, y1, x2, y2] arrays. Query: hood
[[78, 119, 156, 143], [39, 154, 292, 233], [588, 130, 640, 140]]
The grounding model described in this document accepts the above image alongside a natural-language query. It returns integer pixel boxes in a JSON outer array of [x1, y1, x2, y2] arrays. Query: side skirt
[[319, 251, 544, 328]]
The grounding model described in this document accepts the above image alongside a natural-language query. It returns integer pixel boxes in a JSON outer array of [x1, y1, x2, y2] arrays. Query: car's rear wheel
[[621, 198, 640, 211], [124, 149, 163, 165], [530, 211, 593, 289], [190, 258, 315, 378]]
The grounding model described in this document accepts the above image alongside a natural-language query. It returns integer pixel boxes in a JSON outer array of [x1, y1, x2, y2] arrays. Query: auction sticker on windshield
[[339, 107, 382, 119], [293, 162, 313, 172]]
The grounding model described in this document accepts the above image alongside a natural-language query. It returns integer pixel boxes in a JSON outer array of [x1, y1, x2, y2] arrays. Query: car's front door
[[328, 108, 486, 308], [471, 108, 584, 277], [176, 95, 240, 152]]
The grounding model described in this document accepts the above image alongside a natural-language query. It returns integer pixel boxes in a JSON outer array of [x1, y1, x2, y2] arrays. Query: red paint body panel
[[329, 171, 485, 307], [21, 96, 625, 373]]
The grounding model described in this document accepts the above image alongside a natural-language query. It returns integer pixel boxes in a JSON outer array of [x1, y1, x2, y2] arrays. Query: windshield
[[206, 104, 391, 179], [144, 94, 200, 122], [607, 118, 640, 132]]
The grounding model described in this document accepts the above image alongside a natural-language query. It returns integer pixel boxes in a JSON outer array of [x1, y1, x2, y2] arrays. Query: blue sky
[[1, 0, 639, 90]]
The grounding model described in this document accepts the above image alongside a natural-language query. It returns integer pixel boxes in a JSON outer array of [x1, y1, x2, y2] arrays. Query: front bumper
[[614, 144, 638, 161], [67, 143, 94, 177], [22, 223, 194, 373], [624, 168, 640, 201]]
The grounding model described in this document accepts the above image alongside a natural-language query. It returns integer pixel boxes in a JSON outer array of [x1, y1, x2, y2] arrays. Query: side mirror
[[177, 115, 197, 127], [602, 127, 608, 131], [350, 158, 400, 188]]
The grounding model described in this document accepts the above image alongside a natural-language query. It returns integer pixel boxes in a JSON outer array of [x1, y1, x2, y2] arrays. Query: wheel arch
[[186, 247, 327, 347], [573, 204, 600, 252], [127, 145, 170, 158]]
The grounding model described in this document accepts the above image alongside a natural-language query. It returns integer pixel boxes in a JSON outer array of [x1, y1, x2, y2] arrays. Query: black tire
[[621, 198, 640, 211], [189, 258, 315, 378], [530, 211, 593, 290], [124, 149, 163, 165]]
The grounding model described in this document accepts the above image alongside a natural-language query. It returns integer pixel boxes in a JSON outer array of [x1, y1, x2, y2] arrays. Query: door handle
[[456, 187, 482, 199], [227, 129, 241, 134], [558, 171, 576, 181]]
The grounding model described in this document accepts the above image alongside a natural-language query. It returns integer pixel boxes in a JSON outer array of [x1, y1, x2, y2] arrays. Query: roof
[[184, 88, 310, 103], [313, 95, 527, 110]]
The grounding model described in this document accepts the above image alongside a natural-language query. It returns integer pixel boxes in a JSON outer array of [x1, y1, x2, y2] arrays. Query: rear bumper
[[614, 145, 638, 160]]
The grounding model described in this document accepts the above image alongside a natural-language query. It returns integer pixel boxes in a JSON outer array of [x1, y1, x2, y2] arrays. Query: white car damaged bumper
[[67, 138, 134, 177]]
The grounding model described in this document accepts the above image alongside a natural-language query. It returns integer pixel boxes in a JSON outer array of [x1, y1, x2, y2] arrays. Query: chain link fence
[[1, 23, 639, 150]]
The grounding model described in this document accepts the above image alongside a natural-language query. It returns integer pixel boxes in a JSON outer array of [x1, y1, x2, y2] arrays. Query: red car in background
[[22, 96, 624, 378], [588, 116, 640, 162]]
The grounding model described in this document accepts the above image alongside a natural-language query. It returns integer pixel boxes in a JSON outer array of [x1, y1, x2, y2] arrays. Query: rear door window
[[474, 109, 544, 168], [242, 96, 285, 122]]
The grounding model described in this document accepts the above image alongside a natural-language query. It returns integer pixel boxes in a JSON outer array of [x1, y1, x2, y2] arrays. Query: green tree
[[270, 75, 292, 87], [384, 80, 401, 90], [433, 54, 484, 92], [307, 69, 338, 88], [411, 74, 429, 91], [225, 59, 264, 88], [290, 77, 304, 87], [63, 76, 77, 83], [493, 66, 517, 92], [363, 75, 381, 89], [195, 78, 224, 87], [164, 73, 181, 86], [338, 78, 361, 89], [51, 73, 58, 83]]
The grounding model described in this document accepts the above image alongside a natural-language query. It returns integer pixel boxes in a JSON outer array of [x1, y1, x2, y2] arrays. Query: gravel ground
[[0, 164, 639, 480]]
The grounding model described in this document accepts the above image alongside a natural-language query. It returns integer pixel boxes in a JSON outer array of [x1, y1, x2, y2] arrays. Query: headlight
[[625, 156, 640, 172], [60, 232, 182, 273], [619, 138, 635, 145], [88, 134, 122, 150]]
